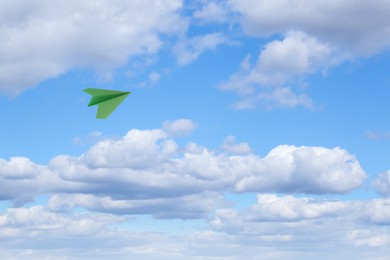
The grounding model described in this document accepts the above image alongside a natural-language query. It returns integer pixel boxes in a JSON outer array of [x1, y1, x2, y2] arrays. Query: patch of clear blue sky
[[0, 201, 11, 213]]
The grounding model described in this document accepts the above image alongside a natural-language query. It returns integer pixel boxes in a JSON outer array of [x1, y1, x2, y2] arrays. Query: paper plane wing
[[96, 94, 129, 119], [84, 88, 130, 119]]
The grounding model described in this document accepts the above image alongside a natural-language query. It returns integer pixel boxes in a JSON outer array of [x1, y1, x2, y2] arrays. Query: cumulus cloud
[[0, 0, 185, 96], [210, 194, 390, 257], [237, 194, 390, 225], [0, 157, 79, 206], [228, 0, 390, 56], [0, 205, 122, 237], [234, 145, 366, 194], [0, 123, 367, 216], [221, 0, 390, 109], [0, 120, 385, 258], [246, 194, 347, 221], [1, 194, 390, 259], [81, 129, 178, 168], [250, 31, 335, 84], [373, 170, 390, 197], [163, 119, 198, 138], [220, 31, 338, 109], [212, 194, 390, 228], [222, 135, 253, 155]]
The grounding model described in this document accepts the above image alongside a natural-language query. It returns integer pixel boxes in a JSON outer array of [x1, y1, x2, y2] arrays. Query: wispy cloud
[[193, 1, 230, 24], [174, 33, 228, 65], [365, 130, 390, 141]]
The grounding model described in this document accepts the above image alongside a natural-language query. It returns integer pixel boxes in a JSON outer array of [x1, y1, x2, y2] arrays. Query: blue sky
[[1, 0, 390, 259]]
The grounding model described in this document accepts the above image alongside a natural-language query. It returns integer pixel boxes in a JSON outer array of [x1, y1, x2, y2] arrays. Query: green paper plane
[[84, 88, 131, 119]]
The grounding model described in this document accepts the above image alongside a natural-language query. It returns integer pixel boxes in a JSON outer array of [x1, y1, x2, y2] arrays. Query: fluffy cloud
[[349, 230, 390, 248], [222, 0, 390, 109], [0, 157, 79, 206], [212, 194, 390, 230], [0, 205, 122, 237], [163, 119, 198, 138], [81, 128, 178, 168], [246, 194, 347, 221], [373, 170, 390, 197], [250, 31, 335, 84], [234, 145, 366, 194], [0, 0, 185, 96], [1, 195, 390, 259], [0, 122, 366, 217], [210, 194, 390, 258], [243, 194, 390, 225], [220, 31, 338, 109], [222, 135, 253, 155], [228, 0, 390, 56], [0, 121, 386, 258]]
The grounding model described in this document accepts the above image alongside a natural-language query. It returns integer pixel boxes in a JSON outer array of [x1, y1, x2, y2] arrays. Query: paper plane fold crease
[[84, 88, 131, 119]]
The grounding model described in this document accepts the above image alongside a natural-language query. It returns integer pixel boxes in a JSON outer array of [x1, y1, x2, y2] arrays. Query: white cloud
[[250, 31, 335, 84], [0, 157, 43, 179], [193, 1, 229, 23], [47, 192, 227, 219], [174, 32, 228, 65], [0, 146, 386, 258], [365, 130, 390, 141], [212, 194, 390, 227], [246, 194, 347, 221], [0, 123, 367, 214], [163, 119, 198, 138], [258, 87, 313, 109], [349, 230, 390, 247], [210, 194, 390, 258], [0, 205, 122, 236], [373, 170, 390, 197], [221, 0, 390, 109], [228, 0, 390, 56], [72, 131, 103, 145], [220, 31, 338, 109], [81, 129, 178, 169], [219, 54, 254, 95], [148, 71, 161, 83], [222, 135, 253, 155], [0, 157, 77, 206], [234, 145, 366, 194], [362, 198, 390, 225], [0, 0, 185, 96], [137, 71, 161, 88], [1, 195, 390, 259]]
